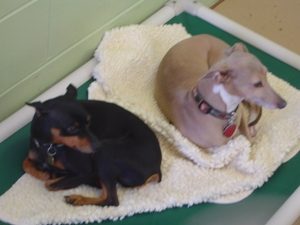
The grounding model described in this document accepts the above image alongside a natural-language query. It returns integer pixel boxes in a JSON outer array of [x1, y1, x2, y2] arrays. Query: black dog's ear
[[26, 101, 43, 109], [65, 84, 77, 99], [26, 101, 47, 117]]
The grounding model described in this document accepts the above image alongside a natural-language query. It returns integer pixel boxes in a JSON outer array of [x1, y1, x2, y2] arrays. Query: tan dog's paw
[[248, 125, 257, 137]]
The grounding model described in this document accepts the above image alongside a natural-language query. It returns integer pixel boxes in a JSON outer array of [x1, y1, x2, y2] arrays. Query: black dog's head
[[27, 84, 93, 154], [28, 137, 70, 177]]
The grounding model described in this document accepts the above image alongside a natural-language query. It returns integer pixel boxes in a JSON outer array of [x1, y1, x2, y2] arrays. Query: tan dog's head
[[208, 43, 287, 109]]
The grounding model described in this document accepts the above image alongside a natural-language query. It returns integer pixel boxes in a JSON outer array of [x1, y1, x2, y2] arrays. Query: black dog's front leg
[[45, 174, 95, 191], [64, 158, 120, 206], [64, 178, 119, 206]]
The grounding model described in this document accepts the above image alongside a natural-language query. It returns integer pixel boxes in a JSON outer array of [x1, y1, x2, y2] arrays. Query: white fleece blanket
[[0, 24, 299, 225]]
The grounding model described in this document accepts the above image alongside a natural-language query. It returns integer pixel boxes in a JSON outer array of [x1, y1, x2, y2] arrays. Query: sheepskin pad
[[0, 24, 299, 225]]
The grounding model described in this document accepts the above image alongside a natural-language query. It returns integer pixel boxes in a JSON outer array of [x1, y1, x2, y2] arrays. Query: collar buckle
[[46, 144, 57, 166], [47, 144, 57, 157], [198, 100, 211, 114]]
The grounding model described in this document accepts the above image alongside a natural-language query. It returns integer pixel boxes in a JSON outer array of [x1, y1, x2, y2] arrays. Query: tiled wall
[[0, 0, 168, 122]]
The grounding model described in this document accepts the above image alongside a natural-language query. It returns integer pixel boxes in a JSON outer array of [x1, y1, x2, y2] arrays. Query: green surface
[[1, 12, 300, 225]]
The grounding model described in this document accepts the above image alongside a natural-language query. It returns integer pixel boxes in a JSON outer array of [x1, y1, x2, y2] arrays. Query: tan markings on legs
[[52, 159, 65, 170], [65, 181, 109, 206], [28, 150, 38, 160], [23, 157, 51, 181], [45, 177, 65, 191], [145, 173, 161, 184], [51, 128, 93, 153]]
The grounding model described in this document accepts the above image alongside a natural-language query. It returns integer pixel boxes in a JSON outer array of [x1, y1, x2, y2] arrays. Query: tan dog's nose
[[277, 99, 287, 109]]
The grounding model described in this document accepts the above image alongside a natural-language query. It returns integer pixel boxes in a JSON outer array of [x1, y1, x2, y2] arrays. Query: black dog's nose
[[277, 99, 287, 109]]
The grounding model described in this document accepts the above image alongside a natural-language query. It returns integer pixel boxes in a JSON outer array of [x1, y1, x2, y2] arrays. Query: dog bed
[[0, 24, 299, 225]]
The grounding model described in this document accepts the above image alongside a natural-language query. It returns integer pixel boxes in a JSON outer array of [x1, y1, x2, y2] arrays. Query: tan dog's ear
[[225, 43, 248, 55], [213, 70, 232, 83]]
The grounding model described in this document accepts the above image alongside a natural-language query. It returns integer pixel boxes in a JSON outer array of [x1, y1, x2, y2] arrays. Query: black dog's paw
[[64, 194, 119, 206], [64, 195, 85, 206], [104, 197, 119, 207]]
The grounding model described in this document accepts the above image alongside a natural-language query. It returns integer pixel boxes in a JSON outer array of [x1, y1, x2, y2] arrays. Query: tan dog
[[155, 34, 287, 149]]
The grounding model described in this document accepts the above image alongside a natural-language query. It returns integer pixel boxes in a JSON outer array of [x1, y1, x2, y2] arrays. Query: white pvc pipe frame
[[0, 1, 299, 223]]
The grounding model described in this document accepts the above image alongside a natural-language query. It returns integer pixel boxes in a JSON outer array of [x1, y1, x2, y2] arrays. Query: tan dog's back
[[155, 35, 229, 123]]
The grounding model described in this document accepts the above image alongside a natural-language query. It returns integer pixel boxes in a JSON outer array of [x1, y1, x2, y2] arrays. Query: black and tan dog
[[23, 84, 162, 206]]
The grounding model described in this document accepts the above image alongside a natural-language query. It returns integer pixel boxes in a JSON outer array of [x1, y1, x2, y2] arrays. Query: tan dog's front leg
[[248, 125, 257, 137], [239, 102, 262, 141]]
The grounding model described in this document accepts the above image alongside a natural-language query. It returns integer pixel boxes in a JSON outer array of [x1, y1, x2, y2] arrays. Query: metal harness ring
[[47, 144, 57, 157]]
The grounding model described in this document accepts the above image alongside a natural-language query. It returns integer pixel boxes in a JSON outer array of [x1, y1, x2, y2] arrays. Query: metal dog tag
[[47, 155, 55, 165], [47, 144, 56, 165], [223, 123, 237, 138], [223, 112, 237, 138]]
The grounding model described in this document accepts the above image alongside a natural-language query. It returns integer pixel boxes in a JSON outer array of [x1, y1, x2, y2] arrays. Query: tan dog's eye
[[254, 81, 263, 88]]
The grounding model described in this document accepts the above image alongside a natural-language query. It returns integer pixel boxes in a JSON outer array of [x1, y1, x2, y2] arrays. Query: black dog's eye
[[254, 81, 263, 88], [86, 116, 91, 126], [66, 124, 80, 134]]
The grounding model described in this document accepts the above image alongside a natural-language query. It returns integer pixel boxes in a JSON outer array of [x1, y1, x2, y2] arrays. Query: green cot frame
[[0, 12, 299, 225]]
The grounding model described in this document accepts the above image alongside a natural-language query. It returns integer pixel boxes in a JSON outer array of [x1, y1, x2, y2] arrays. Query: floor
[[214, 1, 300, 224], [214, 0, 300, 54]]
